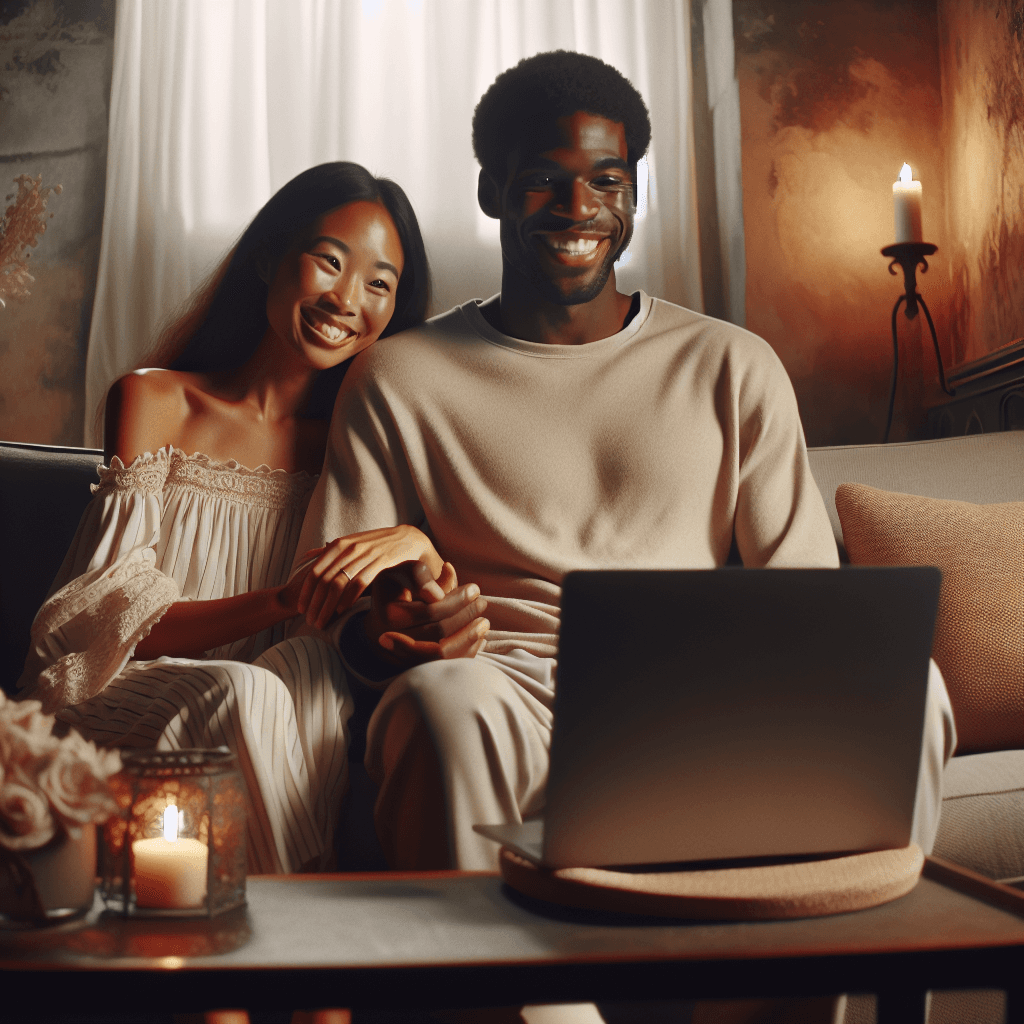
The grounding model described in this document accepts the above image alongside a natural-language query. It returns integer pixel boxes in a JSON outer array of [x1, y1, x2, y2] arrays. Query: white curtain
[[85, 0, 731, 446]]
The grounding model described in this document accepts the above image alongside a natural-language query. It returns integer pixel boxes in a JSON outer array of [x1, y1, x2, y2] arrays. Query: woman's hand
[[296, 525, 445, 629], [275, 560, 318, 620]]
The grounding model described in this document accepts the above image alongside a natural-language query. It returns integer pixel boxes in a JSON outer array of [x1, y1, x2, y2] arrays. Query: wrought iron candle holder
[[100, 748, 247, 918], [880, 242, 954, 442]]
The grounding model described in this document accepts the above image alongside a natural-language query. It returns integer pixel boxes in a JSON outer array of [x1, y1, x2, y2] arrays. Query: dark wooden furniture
[[927, 337, 1024, 437], [2, 859, 1022, 1023]]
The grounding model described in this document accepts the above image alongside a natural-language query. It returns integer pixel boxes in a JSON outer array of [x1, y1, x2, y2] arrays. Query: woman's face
[[265, 200, 405, 371]]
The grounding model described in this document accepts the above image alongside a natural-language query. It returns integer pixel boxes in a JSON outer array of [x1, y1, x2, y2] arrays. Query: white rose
[[0, 779, 56, 850], [37, 731, 121, 833], [0, 698, 59, 770]]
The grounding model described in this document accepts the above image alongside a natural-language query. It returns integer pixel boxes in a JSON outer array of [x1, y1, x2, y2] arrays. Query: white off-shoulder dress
[[17, 447, 353, 874]]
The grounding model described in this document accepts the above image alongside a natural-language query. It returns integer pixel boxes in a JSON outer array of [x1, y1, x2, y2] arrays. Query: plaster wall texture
[[0, 0, 113, 446], [734, 0, 951, 446], [939, 0, 1024, 365]]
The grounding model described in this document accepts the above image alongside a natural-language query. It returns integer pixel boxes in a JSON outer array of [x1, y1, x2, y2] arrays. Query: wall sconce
[[100, 749, 247, 917], [881, 165, 955, 442]]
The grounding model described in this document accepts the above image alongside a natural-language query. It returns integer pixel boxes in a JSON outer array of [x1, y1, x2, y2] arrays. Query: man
[[294, 50, 954, 873]]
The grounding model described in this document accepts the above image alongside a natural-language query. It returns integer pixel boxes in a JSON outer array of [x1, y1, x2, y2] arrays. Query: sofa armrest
[[0, 441, 104, 694]]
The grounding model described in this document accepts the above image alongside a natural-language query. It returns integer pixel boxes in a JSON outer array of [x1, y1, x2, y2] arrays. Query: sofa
[[4, 433, 1024, 873], [3, 432, 1023, 883]]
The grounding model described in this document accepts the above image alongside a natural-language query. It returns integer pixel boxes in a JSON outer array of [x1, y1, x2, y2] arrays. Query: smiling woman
[[267, 203, 405, 377], [17, 162, 443, 875]]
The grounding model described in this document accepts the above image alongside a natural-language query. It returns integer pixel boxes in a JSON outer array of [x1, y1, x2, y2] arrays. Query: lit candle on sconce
[[132, 803, 209, 909], [892, 163, 923, 243]]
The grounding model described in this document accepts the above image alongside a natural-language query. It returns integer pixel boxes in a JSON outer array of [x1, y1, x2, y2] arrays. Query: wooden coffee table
[[1, 857, 1022, 1023]]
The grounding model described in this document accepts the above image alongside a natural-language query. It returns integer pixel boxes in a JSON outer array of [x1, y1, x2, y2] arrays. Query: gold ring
[[339, 568, 351, 582]]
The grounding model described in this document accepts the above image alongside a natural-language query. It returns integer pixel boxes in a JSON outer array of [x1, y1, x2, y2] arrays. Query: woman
[[17, 162, 443, 873]]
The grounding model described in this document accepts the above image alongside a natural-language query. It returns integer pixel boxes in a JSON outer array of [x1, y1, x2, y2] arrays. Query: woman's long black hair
[[145, 162, 430, 419]]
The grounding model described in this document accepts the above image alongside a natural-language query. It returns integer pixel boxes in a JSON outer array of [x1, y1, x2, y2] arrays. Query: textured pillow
[[834, 483, 1024, 755]]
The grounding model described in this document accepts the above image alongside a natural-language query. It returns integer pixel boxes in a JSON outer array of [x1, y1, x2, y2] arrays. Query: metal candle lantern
[[100, 749, 246, 917]]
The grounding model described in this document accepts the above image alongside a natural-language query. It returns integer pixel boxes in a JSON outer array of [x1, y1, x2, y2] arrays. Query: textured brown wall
[[0, 0, 113, 447], [734, 0, 950, 445], [939, 0, 1024, 365]]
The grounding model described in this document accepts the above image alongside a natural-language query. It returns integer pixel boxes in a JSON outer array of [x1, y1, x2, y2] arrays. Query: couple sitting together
[[18, 51, 955, 876]]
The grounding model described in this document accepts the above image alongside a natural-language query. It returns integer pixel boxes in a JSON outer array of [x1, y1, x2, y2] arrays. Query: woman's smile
[[300, 305, 356, 345]]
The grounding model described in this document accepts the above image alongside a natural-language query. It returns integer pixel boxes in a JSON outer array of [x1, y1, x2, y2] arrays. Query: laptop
[[475, 567, 941, 869]]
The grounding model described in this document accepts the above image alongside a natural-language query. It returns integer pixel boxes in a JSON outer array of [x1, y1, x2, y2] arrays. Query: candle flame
[[162, 804, 179, 842], [899, 163, 913, 184]]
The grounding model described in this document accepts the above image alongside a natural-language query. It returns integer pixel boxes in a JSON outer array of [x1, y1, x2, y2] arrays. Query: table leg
[[876, 988, 927, 1024], [1007, 987, 1023, 1024]]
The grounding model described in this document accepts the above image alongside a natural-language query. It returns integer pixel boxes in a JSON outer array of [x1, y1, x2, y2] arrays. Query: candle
[[892, 163, 923, 243], [132, 804, 208, 909]]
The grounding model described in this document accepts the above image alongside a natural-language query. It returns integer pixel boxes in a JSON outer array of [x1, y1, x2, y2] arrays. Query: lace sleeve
[[17, 548, 181, 712], [16, 449, 180, 712], [44, 450, 172, 594]]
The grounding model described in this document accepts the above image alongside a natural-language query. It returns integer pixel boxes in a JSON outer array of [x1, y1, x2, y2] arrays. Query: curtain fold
[[85, 0, 737, 446]]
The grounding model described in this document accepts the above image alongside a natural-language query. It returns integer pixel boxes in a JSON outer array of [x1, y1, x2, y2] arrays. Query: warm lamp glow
[[898, 163, 913, 184]]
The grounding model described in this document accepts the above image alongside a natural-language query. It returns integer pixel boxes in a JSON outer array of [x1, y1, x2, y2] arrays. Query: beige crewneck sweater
[[297, 292, 838, 658]]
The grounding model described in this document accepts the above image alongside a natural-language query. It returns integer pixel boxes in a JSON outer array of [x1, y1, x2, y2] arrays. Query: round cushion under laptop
[[498, 843, 924, 919]]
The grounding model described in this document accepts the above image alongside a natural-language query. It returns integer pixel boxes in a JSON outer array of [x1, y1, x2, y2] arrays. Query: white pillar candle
[[893, 163, 923, 243], [132, 804, 208, 909]]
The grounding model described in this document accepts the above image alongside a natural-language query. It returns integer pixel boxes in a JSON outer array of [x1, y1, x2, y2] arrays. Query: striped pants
[[59, 635, 353, 874]]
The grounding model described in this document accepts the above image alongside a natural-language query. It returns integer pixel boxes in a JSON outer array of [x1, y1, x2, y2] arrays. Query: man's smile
[[533, 233, 610, 265]]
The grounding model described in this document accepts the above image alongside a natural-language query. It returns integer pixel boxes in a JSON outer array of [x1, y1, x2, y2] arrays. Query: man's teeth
[[548, 238, 601, 254], [320, 323, 344, 340]]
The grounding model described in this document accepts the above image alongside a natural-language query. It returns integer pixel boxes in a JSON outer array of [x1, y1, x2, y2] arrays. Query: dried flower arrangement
[[0, 690, 120, 852], [0, 174, 62, 308]]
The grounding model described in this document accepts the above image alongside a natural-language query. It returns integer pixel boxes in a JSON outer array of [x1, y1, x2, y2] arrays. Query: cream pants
[[365, 651, 956, 871]]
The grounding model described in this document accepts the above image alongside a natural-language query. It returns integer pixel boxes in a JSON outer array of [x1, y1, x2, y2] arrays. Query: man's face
[[492, 111, 635, 306]]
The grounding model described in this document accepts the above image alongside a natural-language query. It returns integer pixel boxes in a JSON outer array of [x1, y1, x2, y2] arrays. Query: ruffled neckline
[[95, 446, 318, 511], [106, 445, 318, 482]]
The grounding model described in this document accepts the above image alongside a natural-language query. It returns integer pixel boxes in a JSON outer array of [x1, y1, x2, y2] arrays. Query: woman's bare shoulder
[[104, 369, 203, 464]]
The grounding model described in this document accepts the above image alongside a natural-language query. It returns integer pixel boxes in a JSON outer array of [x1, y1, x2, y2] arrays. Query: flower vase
[[0, 826, 97, 927]]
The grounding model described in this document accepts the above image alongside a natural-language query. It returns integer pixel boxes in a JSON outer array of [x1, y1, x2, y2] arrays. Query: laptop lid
[[538, 567, 941, 869]]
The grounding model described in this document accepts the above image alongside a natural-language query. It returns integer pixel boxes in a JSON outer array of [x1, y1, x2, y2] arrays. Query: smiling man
[[477, 105, 638, 340], [294, 51, 954, 880]]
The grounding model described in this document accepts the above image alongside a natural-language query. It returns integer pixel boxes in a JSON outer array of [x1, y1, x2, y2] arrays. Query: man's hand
[[365, 560, 489, 667]]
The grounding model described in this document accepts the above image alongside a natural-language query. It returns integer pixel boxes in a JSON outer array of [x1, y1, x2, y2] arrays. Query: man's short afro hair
[[472, 50, 651, 183]]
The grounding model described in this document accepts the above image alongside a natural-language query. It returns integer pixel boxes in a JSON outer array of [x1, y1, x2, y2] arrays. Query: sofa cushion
[[835, 483, 1024, 755], [934, 750, 1024, 882]]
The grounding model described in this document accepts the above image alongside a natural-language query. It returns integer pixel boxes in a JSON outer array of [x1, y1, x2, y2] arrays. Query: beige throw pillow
[[835, 483, 1024, 755]]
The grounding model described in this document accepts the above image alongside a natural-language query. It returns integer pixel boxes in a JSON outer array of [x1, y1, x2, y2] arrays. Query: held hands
[[294, 525, 445, 630], [364, 560, 489, 667]]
